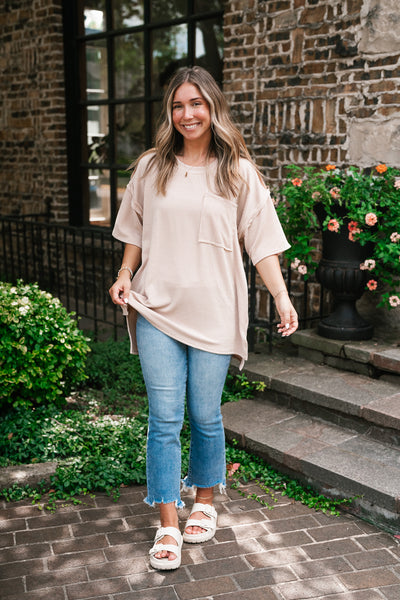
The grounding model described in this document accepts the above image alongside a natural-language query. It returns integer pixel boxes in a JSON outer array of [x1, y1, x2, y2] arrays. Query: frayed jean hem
[[144, 496, 185, 509], [181, 477, 226, 496]]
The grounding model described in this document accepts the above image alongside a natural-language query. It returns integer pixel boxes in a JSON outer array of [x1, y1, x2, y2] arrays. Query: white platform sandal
[[149, 526, 183, 570], [182, 502, 217, 544]]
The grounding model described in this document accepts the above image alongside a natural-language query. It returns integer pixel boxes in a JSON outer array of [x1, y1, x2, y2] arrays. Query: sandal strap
[[153, 526, 182, 546], [190, 503, 217, 519], [149, 542, 180, 556], [184, 517, 214, 531]]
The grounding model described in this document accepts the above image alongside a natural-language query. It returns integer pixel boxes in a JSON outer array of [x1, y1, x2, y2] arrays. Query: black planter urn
[[314, 203, 374, 340]]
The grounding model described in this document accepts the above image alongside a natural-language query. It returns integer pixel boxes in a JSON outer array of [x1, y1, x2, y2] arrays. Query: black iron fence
[[0, 215, 325, 348]]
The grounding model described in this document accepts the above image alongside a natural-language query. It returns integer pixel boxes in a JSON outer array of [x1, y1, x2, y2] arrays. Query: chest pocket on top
[[198, 193, 236, 252]]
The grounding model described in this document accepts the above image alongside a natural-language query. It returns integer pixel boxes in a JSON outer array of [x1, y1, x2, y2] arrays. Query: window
[[63, 0, 224, 227]]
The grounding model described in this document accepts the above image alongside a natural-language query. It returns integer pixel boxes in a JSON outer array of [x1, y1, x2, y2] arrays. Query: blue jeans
[[136, 314, 231, 509]]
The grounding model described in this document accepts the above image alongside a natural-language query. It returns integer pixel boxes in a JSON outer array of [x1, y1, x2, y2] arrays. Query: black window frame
[[62, 1, 224, 227]]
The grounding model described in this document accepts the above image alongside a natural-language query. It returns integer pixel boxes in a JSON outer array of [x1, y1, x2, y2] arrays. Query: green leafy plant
[[0, 281, 91, 409], [0, 337, 351, 516], [226, 441, 353, 516], [275, 163, 400, 309], [222, 372, 266, 403]]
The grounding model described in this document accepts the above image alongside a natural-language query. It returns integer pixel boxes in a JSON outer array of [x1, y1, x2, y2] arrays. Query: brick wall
[[223, 0, 400, 329], [223, 0, 400, 182], [0, 0, 68, 221]]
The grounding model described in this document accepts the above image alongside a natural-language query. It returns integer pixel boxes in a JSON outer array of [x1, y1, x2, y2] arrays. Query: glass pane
[[115, 103, 146, 165], [89, 169, 110, 226], [151, 100, 163, 143], [151, 0, 186, 22], [113, 0, 144, 28], [84, 2, 106, 34], [85, 40, 108, 100], [195, 18, 223, 83], [152, 24, 188, 95], [194, 0, 224, 12], [87, 105, 109, 164], [115, 33, 144, 98], [117, 171, 131, 210]]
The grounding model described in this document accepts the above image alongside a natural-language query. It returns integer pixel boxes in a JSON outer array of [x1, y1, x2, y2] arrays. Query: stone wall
[[223, 0, 400, 180], [0, 0, 68, 221]]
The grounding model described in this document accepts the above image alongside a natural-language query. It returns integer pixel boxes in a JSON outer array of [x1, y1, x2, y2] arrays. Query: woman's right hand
[[109, 272, 132, 307]]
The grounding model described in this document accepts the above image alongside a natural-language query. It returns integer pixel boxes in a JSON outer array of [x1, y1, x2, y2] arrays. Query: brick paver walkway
[[1, 482, 399, 600]]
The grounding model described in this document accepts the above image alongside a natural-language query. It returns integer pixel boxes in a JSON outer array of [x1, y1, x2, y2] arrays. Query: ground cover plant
[[0, 336, 351, 515]]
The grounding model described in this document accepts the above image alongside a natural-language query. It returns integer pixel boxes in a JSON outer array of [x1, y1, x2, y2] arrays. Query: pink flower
[[348, 220, 359, 232], [291, 178, 302, 187], [291, 258, 300, 269], [329, 187, 341, 199], [327, 218, 340, 232], [394, 179, 400, 189], [367, 279, 378, 291], [360, 259, 376, 271], [349, 230, 361, 242], [227, 463, 241, 477], [389, 296, 400, 307], [312, 191, 321, 200], [348, 220, 361, 241], [390, 232, 400, 243], [298, 264, 308, 275], [365, 212, 377, 226]]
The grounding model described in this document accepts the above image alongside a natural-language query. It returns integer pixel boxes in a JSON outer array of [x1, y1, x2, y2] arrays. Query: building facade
[[1, 0, 400, 224], [1, 0, 399, 334]]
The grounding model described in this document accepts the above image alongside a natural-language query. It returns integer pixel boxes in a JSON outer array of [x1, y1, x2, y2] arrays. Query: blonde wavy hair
[[133, 66, 263, 198]]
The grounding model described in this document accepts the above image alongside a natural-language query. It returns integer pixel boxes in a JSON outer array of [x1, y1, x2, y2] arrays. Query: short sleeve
[[237, 160, 290, 265], [112, 158, 148, 247]]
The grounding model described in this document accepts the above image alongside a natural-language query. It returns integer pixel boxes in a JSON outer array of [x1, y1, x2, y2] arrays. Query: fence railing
[[0, 216, 325, 348]]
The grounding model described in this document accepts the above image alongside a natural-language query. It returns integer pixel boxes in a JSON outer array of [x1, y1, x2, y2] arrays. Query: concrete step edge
[[0, 462, 57, 490], [239, 354, 400, 434], [222, 399, 400, 533], [291, 330, 400, 377]]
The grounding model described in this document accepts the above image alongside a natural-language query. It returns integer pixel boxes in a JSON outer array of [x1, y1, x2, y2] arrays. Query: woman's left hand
[[275, 293, 298, 337]]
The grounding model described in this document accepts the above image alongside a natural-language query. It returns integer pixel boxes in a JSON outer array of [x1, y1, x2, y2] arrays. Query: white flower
[[298, 264, 308, 275], [389, 295, 400, 307], [291, 258, 300, 269], [360, 259, 375, 271], [390, 232, 400, 243]]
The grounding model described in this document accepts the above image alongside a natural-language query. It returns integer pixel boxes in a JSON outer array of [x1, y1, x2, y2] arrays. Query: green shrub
[[86, 337, 146, 395], [0, 280, 91, 409]]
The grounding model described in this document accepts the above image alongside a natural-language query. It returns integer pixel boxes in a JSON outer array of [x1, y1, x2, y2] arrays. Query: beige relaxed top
[[112, 152, 289, 368]]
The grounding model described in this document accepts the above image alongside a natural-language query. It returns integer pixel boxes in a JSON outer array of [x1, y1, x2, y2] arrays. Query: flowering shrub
[[275, 164, 400, 309], [0, 281, 91, 409]]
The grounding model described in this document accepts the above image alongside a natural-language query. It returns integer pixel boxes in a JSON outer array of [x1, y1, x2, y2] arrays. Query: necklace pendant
[[185, 171, 188, 177]]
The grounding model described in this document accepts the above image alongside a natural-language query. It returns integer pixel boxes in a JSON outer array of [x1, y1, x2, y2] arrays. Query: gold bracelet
[[117, 266, 133, 280], [273, 289, 288, 301]]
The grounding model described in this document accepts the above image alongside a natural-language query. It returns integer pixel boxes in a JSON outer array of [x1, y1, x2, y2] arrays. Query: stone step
[[222, 396, 400, 533], [291, 329, 400, 380], [224, 350, 400, 532], [233, 350, 400, 444]]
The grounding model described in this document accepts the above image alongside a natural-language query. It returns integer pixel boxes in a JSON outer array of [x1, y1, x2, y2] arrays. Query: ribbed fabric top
[[112, 153, 290, 368]]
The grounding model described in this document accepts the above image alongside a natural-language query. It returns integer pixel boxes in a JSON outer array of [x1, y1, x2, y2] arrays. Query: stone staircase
[[222, 329, 400, 533]]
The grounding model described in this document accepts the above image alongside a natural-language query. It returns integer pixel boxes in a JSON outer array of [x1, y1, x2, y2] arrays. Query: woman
[[109, 66, 298, 571]]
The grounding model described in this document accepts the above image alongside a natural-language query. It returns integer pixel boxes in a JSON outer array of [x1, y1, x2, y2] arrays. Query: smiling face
[[171, 82, 212, 145]]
